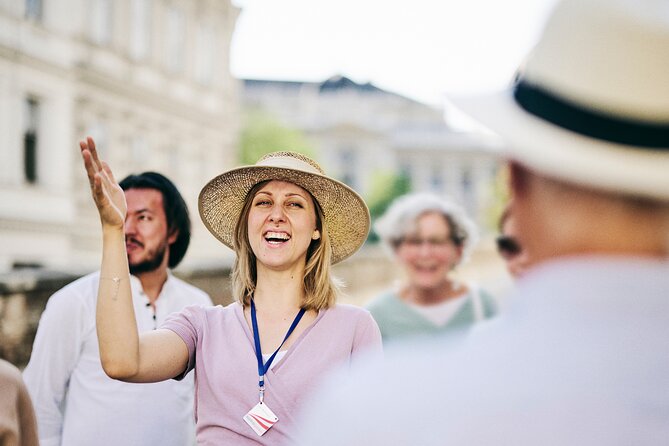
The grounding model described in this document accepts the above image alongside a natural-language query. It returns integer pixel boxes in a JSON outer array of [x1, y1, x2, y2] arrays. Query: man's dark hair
[[119, 172, 191, 268]]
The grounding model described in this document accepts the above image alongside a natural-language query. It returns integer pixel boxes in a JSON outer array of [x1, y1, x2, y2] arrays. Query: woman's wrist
[[101, 224, 125, 239]]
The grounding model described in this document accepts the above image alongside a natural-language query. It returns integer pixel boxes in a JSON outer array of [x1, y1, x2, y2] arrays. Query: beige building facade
[[242, 75, 501, 229], [0, 0, 239, 273]]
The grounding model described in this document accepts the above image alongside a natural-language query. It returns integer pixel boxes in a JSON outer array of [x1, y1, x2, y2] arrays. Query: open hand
[[79, 137, 127, 228]]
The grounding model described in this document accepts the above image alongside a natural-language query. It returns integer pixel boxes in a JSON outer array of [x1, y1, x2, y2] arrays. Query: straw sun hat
[[452, 0, 669, 201], [198, 151, 370, 264]]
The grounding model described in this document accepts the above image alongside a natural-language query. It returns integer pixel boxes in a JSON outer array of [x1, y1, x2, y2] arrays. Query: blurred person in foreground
[[496, 202, 529, 278], [23, 172, 212, 446], [367, 192, 497, 343], [0, 359, 38, 446], [296, 0, 669, 444]]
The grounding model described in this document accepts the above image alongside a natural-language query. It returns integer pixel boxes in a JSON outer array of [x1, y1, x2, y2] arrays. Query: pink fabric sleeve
[[161, 305, 204, 379], [351, 310, 383, 364]]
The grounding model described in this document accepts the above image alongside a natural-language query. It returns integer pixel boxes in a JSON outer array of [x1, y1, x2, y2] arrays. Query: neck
[[136, 267, 169, 304], [253, 264, 305, 312], [521, 177, 669, 267], [402, 279, 462, 306]]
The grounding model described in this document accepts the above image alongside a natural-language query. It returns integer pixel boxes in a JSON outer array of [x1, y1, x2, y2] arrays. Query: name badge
[[243, 402, 278, 436]]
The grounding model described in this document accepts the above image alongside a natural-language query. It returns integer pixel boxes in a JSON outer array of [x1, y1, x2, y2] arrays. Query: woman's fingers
[[101, 161, 117, 184], [86, 136, 105, 172], [80, 138, 112, 206], [92, 173, 107, 205], [80, 147, 99, 190], [79, 136, 126, 227]]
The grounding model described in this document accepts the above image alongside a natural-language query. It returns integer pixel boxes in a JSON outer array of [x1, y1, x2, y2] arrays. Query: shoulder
[[365, 291, 407, 322], [365, 290, 400, 311], [474, 286, 495, 301], [45, 272, 99, 311], [329, 303, 372, 317], [162, 301, 241, 345], [51, 272, 99, 297], [0, 359, 23, 385], [325, 304, 377, 327], [168, 301, 237, 324], [0, 360, 33, 401], [168, 275, 213, 305], [468, 285, 499, 316]]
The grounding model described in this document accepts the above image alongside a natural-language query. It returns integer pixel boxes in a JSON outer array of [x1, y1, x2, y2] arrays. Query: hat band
[[256, 155, 323, 174], [513, 79, 669, 150]]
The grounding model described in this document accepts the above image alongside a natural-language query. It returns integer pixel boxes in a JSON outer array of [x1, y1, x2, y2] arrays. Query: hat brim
[[199, 165, 370, 264], [451, 90, 669, 201]]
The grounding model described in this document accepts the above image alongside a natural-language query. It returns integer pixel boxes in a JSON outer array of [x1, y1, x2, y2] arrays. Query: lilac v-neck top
[[162, 302, 382, 445]]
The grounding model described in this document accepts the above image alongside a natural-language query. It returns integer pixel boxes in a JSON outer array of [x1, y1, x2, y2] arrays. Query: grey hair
[[374, 192, 479, 266]]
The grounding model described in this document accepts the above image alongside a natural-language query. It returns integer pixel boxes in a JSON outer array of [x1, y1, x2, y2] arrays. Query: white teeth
[[265, 231, 290, 241]]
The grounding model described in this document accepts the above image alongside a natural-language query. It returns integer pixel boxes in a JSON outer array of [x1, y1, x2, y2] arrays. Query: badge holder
[[243, 381, 278, 436], [244, 300, 306, 436]]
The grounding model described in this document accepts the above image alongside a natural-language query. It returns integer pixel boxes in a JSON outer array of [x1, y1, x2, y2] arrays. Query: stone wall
[[0, 245, 510, 369], [0, 248, 398, 369], [0, 267, 236, 369], [0, 270, 78, 367]]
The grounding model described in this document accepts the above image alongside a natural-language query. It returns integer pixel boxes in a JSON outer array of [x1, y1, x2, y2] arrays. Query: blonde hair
[[231, 181, 341, 310]]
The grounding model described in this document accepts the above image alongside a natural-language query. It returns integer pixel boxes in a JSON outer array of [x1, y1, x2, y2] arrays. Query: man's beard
[[128, 240, 168, 275]]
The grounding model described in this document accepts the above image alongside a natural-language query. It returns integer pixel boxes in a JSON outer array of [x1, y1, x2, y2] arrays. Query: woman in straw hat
[[78, 138, 382, 445]]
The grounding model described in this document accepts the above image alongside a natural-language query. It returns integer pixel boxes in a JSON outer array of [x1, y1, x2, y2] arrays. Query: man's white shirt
[[296, 257, 669, 446], [23, 271, 212, 446]]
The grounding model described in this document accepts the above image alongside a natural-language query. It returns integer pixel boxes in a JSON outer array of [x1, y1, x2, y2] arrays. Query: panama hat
[[198, 151, 370, 264], [451, 0, 669, 201]]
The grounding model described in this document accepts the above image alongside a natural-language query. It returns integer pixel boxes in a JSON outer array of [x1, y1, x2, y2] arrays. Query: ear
[[167, 229, 179, 245], [508, 161, 531, 200], [312, 230, 321, 240], [455, 243, 464, 259], [451, 244, 464, 270]]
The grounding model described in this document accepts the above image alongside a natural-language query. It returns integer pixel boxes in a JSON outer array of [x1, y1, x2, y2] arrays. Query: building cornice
[[75, 67, 232, 126]]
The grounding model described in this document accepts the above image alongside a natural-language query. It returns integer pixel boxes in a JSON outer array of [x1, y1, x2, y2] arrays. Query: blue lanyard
[[251, 299, 306, 400]]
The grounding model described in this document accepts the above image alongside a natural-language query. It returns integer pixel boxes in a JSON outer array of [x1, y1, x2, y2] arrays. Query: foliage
[[239, 110, 315, 164], [365, 170, 412, 242], [484, 163, 511, 232]]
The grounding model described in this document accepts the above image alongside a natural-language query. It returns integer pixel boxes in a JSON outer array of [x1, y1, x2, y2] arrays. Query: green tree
[[239, 110, 315, 164], [366, 170, 412, 242], [485, 164, 510, 232]]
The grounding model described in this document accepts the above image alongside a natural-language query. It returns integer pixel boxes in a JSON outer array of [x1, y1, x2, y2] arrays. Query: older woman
[[367, 192, 497, 342], [79, 138, 381, 445]]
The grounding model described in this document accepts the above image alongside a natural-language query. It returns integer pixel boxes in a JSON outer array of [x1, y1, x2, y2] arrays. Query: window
[[25, 0, 42, 21], [195, 23, 216, 84], [167, 145, 180, 174], [86, 121, 108, 158], [91, 0, 113, 45], [165, 7, 185, 73], [131, 136, 149, 167], [399, 162, 413, 187], [23, 97, 40, 184], [130, 0, 152, 60], [461, 166, 472, 194], [460, 166, 475, 213], [338, 148, 358, 189], [430, 166, 443, 191]]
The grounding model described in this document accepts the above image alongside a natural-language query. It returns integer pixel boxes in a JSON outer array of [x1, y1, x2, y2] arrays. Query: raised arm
[[79, 137, 188, 382]]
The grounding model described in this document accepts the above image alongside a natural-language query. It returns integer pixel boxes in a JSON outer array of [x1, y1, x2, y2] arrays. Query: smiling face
[[395, 211, 463, 291], [124, 188, 176, 275], [247, 180, 319, 273]]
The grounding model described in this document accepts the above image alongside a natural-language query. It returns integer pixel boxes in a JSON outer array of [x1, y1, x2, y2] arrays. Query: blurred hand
[[79, 137, 126, 229]]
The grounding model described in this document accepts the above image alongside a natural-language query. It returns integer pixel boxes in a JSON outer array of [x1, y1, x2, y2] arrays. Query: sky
[[230, 0, 559, 107]]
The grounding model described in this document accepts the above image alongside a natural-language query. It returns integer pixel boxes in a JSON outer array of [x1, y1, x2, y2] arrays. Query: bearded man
[[24, 172, 212, 446]]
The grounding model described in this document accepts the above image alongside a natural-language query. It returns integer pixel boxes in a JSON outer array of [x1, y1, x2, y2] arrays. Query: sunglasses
[[496, 235, 522, 258]]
